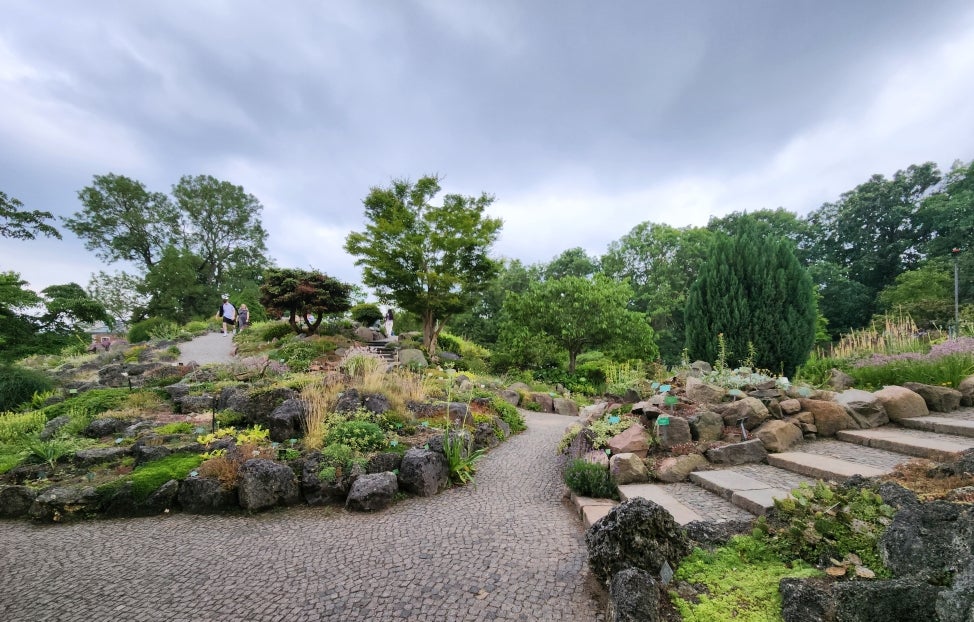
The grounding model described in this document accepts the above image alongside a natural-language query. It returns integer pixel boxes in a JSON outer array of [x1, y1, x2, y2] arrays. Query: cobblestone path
[[0, 411, 603, 622]]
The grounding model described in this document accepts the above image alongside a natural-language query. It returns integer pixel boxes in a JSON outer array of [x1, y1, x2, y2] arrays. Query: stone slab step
[[900, 416, 974, 439], [768, 451, 891, 481], [836, 428, 974, 462], [688, 470, 791, 515], [568, 493, 617, 529], [617, 483, 703, 525]]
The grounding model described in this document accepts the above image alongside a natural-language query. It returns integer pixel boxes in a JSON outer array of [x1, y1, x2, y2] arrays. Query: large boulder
[[362, 393, 392, 415], [705, 439, 768, 465], [798, 398, 859, 437], [345, 472, 398, 512], [938, 558, 974, 622], [28, 485, 100, 522], [904, 382, 963, 413], [553, 397, 579, 417], [398, 448, 449, 497], [608, 568, 663, 622], [607, 423, 650, 458], [83, 417, 131, 438], [720, 397, 770, 431], [580, 402, 611, 425], [609, 453, 650, 485], [655, 454, 708, 483], [177, 394, 217, 414], [177, 477, 238, 514], [74, 446, 132, 465], [498, 390, 520, 406], [832, 577, 942, 622], [958, 375, 974, 407], [367, 452, 403, 474], [658, 417, 692, 449], [529, 392, 554, 413], [398, 348, 428, 368], [472, 422, 500, 451], [688, 411, 724, 443], [879, 500, 974, 582], [0, 485, 38, 518], [585, 498, 692, 585], [754, 420, 803, 453], [779, 577, 832, 622], [873, 385, 929, 421], [39, 415, 71, 440], [685, 376, 726, 405], [267, 398, 306, 442], [836, 388, 889, 429], [237, 459, 300, 511]]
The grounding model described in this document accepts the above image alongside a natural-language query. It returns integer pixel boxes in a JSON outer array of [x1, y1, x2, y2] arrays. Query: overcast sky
[[2, 1, 974, 294]]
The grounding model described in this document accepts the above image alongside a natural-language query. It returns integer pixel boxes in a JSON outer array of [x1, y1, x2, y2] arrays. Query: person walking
[[235, 303, 250, 334], [384, 308, 394, 338], [217, 295, 236, 335]]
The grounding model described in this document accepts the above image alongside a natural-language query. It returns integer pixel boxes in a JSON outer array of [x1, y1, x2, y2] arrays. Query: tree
[[449, 258, 541, 346], [259, 268, 352, 335], [65, 174, 180, 270], [543, 247, 600, 280], [804, 163, 941, 299], [708, 208, 812, 264], [172, 174, 270, 292], [344, 176, 502, 353], [139, 247, 213, 324], [601, 222, 713, 363], [87, 271, 145, 327], [497, 274, 657, 373], [0, 191, 61, 240], [876, 260, 954, 329], [805, 262, 874, 339], [685, 217, 817, 377]]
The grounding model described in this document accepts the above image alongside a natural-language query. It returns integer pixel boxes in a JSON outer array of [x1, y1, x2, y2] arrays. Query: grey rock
[[398, 348, 428, 368], [530, 392, 555, 413], [345, 472, 398, 512], [832, 577, 942, 622], [0, 485, 38, 518], [937, 557, 974, 622], [398, 448, 449, 497], [827, 368, 855, 390], [880, 500, 974, 581], [685, 376, 726, 404], [366, 452, 403, 474], [29, 485, 100, 522], [607, 568, 662, 622], [163, 382, 191, 401], [688, 411, 724, 442], [684, 519, 753, 549], [333, 388, 362, 413], [780, 577, 832, 622], [177, 477, 238, 514], [143, 479, 180, 513], [133, 443, 173, 465], [904, 382, 963, 413], [177, 394, 216, 414], [39, 415, 71, 441], [720, 397, 770, 431], [362, 393, 392, 415], [499, 390, 520, 406], [237, 459, 300, 511], [74, 446, 131, 464], [585, 498, 692, 585], [472, 422, 500, 451], [705, 439, 768, 465], [553, 397, 579, 417], [836, 388, 889, 428], [267, 398, 306, 442], [83, 417, 130, 438]]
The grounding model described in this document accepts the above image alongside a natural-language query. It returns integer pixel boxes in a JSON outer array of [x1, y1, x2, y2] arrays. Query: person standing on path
[[384, 308, 394, 338], [235, 303, 249, 334], [217, 295, 236, 335]]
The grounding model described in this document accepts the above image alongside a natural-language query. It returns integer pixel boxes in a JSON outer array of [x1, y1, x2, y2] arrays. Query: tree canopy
[[344, 175, 502, 353], [259, 268, 353, 335], [0, 191, 61, 241]]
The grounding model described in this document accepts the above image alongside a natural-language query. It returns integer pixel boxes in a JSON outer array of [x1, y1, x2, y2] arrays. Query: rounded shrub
[[128, 317, 171, 343], [324, 420, 386, 452], [563, 458, 618, 499], [350, 303, 383, 327], [0, 364, 55, 411], [260, 321, 294, 342]]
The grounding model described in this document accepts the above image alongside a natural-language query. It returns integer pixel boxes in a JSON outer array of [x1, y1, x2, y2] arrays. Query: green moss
[[39, 388, 131, 421], [0, 447, 22, 474], [672, 535, 822, 622], [127, 453, 205, 501], [155, 422, 194, 435]]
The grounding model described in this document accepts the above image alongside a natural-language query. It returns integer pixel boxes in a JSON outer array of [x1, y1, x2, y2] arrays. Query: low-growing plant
[[40, 388, 131, 420], [259, 321, 294, 342], [589, 415, 636, 449], [20, 437, 83, 470], [563, 458, 617, 499], [442, 431, 485, 485], [324, 420, 386, 452], [127, 452, 205, 500], [147, 321, 181, 341], [155, 422, 194, 435], [557, 424, 582, 454], [672, 535, 821, 622], [317, 442, 367, 482], [489, 396, 526, 433], [0, 411, 47, 443], [235, 425, 270, 444], [215, 409, 247, 427], [0, 364, 55, 411], [274, 336, 337, 371], [755, 481, 894, 577]]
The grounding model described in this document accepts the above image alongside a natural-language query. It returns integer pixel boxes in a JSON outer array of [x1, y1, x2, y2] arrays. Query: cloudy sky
[[2, 1, 974, 294]]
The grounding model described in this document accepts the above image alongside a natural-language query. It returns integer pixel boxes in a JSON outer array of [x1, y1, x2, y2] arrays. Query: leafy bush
[[147, 321, 181, 340], [673, 535, 821, 622], [755, 481, 894, 577], [589, 416, 636, 449], [563, 458, 617, 499], [0, 411, 47, 443], [260, 321, 294, 342], [317, 442, 367, 482], [183, 320, 210, 335], [489, 396, 526, 433], [350, 303, 383, 327], [0, 364, 54, 411], [437, 333, 462, 355], [128, 317, 172, 343], [324, 420, 387, 452], [274, 336, 337, 372], [215, 409, 246, 427]]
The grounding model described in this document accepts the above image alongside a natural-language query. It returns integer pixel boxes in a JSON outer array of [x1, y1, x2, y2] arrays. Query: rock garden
[[0, 320, 536, 522], [564, 358, 974, 621]]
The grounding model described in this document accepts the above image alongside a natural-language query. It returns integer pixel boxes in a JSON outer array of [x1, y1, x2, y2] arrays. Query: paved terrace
[[0, 411, 603, 622]]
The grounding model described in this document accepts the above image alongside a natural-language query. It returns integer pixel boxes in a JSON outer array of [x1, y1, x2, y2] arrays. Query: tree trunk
[[422, 310, 436, 355], [568, 350, 578, 373]]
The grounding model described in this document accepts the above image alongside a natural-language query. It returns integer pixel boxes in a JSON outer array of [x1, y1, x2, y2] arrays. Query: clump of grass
[[0, 411, 47, 443], [155, 422, 195, 435], [563, 458, 617, 499], [301, 379, 344, 450]]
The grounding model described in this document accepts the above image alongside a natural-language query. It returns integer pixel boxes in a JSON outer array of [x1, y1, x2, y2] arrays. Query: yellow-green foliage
[[589, 416, 636, 449], [0, 411, 46, 443], [672, 535, 821, 622], [558, 424, 582, 454]]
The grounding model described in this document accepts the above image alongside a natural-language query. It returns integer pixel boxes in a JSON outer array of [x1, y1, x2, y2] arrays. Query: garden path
[[0, 410, 604, 622], [177, 330, 237, 366]]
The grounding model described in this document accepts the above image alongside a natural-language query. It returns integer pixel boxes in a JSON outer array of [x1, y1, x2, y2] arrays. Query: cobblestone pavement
[[793, 439, 913, 470], [0, 411, 604, 622], [659, 482, 754, 522]]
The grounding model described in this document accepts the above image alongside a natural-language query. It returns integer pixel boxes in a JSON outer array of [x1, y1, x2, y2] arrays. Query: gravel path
[[0, 411, 604, 622], [177, 331, 237, 366]]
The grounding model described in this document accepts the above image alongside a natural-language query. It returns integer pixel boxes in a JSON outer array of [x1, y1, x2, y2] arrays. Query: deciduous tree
[[0, 191, 61, 240], [344, 176, 502, 353], [259, 268, 352, 335]]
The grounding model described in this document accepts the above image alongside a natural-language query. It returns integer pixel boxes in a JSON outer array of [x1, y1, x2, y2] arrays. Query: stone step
[[568, 493, 618, 528], [688, 470, 792, 515], [900, 416, 974, 439], [617, 483, 703, 525], [767, 451, 891, 481], [836, 428, 974, 462]]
